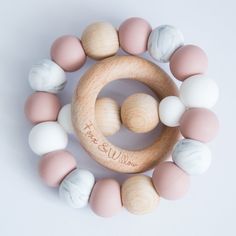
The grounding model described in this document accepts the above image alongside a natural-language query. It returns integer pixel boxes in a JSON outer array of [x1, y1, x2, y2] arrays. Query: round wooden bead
[[121, 93, 159, 133], [172, 139, 212, 175], [89, 179, 122, 217], [25, 92, 61, 124], [122, 175, 160, 215], [95, 97, 121, 136], [180, 108, 219, 142], [57, 104, 74, 134], [28, 121, 68, 156], [28, 59, 67, 93], [159, 96, 185, 127], [51, 35, 86, 72], [152, 162, 190, 200], [39, 150, 76, 187], [170, 45, 208, 81], [148, 25, 184, 63], [59, 169, 95, 208], [119, 17, 152, 55], [180, 75, 219, 108], [81, 22, 119, 60]]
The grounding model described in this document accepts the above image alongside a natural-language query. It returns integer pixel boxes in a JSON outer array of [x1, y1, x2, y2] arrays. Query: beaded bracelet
[[24, 17, 219, 217]]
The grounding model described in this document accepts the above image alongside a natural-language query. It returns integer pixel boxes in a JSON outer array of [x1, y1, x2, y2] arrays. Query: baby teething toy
[[25, 17, 219, 217]]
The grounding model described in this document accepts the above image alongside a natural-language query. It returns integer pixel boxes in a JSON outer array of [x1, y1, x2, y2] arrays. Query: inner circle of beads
[[25, 17, 219, 217]]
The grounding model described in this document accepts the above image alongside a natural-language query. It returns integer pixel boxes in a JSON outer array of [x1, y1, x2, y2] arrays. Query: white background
[[0, 0, 235, 235]]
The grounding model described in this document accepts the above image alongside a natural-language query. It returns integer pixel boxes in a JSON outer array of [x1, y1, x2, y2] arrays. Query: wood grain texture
[[81, 22, 119, 60], [121, 93, 159, 133], [95, 97, 121, 136], [72, 55, 179, 173], [121, 175, 160, 215]]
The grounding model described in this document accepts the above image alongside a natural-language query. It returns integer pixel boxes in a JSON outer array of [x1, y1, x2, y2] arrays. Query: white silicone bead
[[57, 104, 74, 134], [159, 96, 186, 127], [29, 59, 67, 93], [172, 139, 212, 175], [148, 25, 184, 63], [28, 121, 68, 156], [180, 75, 219, 108], [59, 169, 95, 208]]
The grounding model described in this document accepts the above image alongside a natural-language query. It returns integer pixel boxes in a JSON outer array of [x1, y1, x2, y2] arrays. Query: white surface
[[0, 0, 235, 235], [58, 104, 75, 134]]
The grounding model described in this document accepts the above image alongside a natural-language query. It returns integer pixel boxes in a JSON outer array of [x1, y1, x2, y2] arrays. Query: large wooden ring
[[72, 55, 180, 173]]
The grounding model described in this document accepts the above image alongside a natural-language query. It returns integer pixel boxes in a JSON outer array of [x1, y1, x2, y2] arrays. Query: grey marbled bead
[[172, 139, 212, 175], [59, 169, 95, 208], [29, 59, 67, 93], [148, 25, 184, 63]]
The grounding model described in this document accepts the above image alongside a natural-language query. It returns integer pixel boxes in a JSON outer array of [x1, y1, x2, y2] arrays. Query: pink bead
[[152, 162, 190, 200], [39, 150, 77, 187], [51, 35, 86, 72], [170, 45, 208, 81], [25, 92, 61, 124], [119, 17, 152, 55], [90, 179, 122, 217], [180, 108, 219, 142]]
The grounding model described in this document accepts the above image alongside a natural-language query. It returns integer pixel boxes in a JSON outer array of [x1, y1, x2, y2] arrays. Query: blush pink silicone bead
[[25, 92, 61, 124], [170, 45, 208, 81], [180, 108, 219, 142], [90, 179, 122, 217], [39, 150, 77, 187], [51, 35, 86, 72], [152, 162, 190, 200], [119, 17, 152, 55]]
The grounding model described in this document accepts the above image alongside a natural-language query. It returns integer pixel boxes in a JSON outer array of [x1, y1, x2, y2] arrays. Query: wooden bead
[[121, 93, 159, 133], [95, 97, 121, 136], [81, 22, 119, 60], [122, 175, 160, 215]]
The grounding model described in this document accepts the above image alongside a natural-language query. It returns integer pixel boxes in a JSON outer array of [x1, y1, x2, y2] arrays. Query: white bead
[[180, 75, 219, 108], [29, 59, 67, 93], [159, 96, 186, 127], [172, 139, 212, 175], [148, 25, 184, 63], [59, 169, 95, 208], [28, 121, 68, 155], [57, 104, 74, 134]]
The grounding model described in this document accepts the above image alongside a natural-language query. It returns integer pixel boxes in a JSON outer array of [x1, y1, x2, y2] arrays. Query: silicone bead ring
[[72, 55, 180, 173]]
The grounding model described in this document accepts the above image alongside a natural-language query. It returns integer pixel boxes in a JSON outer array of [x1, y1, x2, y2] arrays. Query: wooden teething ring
[[72, 55, 180, 173]]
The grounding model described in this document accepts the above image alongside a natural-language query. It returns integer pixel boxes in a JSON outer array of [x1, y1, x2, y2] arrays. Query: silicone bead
[[170, 45, 208, 81], [59, 169, 95, 208], [148, 25, 184, 62], [159, 96, 186, 127], [119, 17, 151, 55], [51, 35, 86, 72], [28, 59, 66, 93], [180, 108, 219, 142], [90, 179, 122, 217], [57, 104, 74, 134], [25, 92, 61, 124], [172, 139, 212, 175], [28, 121, 68, 156], [39, 150, 76, 187], [152, 162, 190, 200], [180, 75, 219, 108]]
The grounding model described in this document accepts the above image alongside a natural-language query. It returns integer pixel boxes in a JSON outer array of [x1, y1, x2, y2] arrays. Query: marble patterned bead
[[148, 25, 184, 63], [29, 59, 67, 93], [172, 139, 212, 175], [59, 169, 95, 208]]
